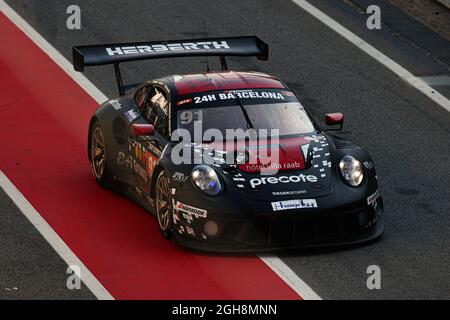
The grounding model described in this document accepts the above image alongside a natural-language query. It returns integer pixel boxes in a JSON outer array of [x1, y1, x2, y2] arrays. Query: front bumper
[[171, 198, 384, 253]]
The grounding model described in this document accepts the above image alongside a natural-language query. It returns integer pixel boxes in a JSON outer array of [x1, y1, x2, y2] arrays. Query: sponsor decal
[[175, 201, 207, 219], [272, 190, 307, 196], [109, 99, 121, 110], [363, 161, 375, 170], [118, 150, 148, 183], [147, 141, 162, 157], [124, 109, 140, 122], [241, 161, 303, 173], [367, 190, 380, 206], [173, 210, 180, 225], [106, 41, 230, 56], [172, 172, 189, 182], [186, 226, 195, 236], [181, 212, 192, 223], [133, 159, 148, 183], [179, 109, 203, 124], [138, 137, 162, 155], [145, 152, 158, 177], [271, 199, 318, 211], [192, 90, 285, 104], [176, 98, 193, 106], [250, 174, 318, 189], [117, 151, 132, 168], [121, 139, 160, 181]]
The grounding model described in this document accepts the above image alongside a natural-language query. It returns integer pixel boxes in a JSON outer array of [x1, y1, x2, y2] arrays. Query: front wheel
[[156, 171, 173, 239], [90, 124, 109, 188]]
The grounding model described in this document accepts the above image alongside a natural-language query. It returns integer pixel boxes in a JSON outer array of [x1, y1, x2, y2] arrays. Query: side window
[[134, 86, 149, 109], [146, 87, 169, 138]]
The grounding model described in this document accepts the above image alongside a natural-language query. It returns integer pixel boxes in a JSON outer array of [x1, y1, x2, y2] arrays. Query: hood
[[193, 136, 311, 170], [190, 134, 333, 200], [238, 136, 310, 173]]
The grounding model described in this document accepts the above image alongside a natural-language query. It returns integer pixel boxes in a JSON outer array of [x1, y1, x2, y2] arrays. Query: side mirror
[[132, 123, 154, 136], [325, 113, 344, 130]]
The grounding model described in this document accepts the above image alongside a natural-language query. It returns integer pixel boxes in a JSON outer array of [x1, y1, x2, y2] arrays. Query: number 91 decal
[[179, 110, 203, 124]]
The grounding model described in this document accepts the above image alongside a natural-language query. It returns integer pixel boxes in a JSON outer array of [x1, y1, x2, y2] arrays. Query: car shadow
[[181, 233, 384, 258]]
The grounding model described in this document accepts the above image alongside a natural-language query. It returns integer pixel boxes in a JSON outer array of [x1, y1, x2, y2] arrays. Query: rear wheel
[[90, 124, 109, 188], [156, 171, 173, 238]]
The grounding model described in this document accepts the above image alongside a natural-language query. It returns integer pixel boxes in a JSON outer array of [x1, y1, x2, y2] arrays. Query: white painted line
[[0, 171, 114, 300], [291, 0, 450, 113], [1, 0, 321, 300], [260, 256, 322, 300]]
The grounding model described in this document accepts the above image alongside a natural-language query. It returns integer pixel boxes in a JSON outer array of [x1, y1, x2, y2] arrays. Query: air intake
[[331, 137, 361, 150]]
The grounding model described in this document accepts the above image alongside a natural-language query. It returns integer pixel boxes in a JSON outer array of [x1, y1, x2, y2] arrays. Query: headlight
[[339, 155, 364, 187], [191, 165, 222, 196]]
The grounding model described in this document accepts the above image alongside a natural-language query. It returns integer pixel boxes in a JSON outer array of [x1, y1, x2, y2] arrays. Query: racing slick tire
[[155, 170, 173, 239], [90, 123, 112, 189]]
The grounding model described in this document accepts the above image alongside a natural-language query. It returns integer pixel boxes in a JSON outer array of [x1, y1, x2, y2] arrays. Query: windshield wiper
[[236, 98, 254, 130]]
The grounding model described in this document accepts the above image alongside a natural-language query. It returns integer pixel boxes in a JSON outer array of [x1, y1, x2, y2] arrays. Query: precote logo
[[250, 174, 318, 188]]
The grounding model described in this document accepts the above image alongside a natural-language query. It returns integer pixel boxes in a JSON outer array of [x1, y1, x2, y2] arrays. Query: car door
[[130, 84, 170, 195]]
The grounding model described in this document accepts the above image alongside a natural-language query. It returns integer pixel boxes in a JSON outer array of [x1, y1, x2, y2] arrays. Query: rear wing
[[72, 36, 269, 95]]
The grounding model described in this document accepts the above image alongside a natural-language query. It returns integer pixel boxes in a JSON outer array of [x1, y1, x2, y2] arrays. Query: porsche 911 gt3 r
[[73, 36, 383, 252]]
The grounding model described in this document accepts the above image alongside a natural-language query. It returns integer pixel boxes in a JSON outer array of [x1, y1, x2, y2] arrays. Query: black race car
[[73, 36, 383, 252]]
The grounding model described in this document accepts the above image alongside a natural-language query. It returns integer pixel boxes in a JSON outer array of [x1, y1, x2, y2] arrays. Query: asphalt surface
[[1, 0, 450, 299]]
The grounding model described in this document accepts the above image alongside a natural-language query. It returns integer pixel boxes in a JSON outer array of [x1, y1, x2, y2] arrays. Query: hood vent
[[331, 137, 361, 150]]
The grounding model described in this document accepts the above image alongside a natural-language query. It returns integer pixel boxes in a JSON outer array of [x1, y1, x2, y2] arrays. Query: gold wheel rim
[[156, 175, 171, 231], [91, 126, 106, 179]]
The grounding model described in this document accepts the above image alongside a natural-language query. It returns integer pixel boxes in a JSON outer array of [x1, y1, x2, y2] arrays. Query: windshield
[[176, 102, 316, 140]]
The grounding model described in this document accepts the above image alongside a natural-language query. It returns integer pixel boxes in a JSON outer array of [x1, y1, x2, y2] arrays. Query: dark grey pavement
[[2, 0, 450, 299]]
